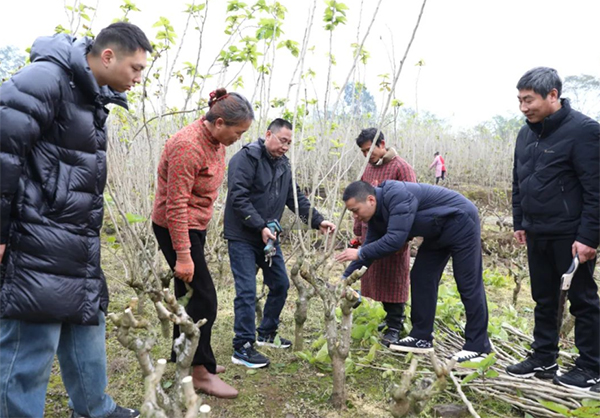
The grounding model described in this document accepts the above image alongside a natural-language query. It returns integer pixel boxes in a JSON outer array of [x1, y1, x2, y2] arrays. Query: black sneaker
[[389, 336, 434, 353], [71, 405, 140, 418], [232, 342, 270, 368], [452, 350, 487, 363], [256, 333, 292, 348], [506, 356, 558, 379], [381, 328, 401, 347], [553, 367, 600, 391]]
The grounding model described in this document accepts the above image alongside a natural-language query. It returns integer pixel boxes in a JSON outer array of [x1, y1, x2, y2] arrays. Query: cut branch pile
[[430, 321, 600, 417]]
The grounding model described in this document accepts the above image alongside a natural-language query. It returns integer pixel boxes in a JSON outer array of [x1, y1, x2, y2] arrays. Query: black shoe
[[72, 405, 140, 418], [452, 350, 488, 363], [381, 328, 401, 347], [553, 367, 600, 391], [256, 333, 292, 348], [232, 342, 270, 368], [389, 336, 434, 353], [506, 356, 558, 379]]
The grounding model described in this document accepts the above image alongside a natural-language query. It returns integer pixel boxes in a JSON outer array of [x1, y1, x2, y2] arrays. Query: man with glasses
[[224, 118, 335, 368]]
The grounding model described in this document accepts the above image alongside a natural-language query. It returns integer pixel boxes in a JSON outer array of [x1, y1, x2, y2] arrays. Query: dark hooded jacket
[[0, 34, 128, 324], [512, 99, 600, 248], [343, 181, 479, 277], [224, 139, 324, 245]]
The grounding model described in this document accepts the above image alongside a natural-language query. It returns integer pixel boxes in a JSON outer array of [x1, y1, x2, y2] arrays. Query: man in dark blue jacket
[[507, 67, 599, 391], [0, 23, 151, 418], [225, 118, 335, 368], [336, 180, 491, 362]]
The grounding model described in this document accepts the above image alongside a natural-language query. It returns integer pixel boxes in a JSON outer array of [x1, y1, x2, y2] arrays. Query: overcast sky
[[1, 0, 599, 128]]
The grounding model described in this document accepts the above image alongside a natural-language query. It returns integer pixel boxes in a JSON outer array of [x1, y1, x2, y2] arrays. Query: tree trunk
[[330, 353, 346, 409], [294, 291, 310, 350]]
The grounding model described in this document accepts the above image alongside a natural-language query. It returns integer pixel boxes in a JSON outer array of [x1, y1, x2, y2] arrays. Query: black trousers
[[409, 207, 491, 353], [526, 235, 600, 372], [153, 223, 218, 374], [383, 302, 405, 330]]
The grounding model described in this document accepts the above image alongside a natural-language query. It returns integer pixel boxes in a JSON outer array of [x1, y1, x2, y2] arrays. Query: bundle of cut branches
[[433, 321, 600, 418]]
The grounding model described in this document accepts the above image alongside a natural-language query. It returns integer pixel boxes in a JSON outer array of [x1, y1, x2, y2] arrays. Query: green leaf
[[125, 212, 146, 224], [106, 236, 116, 243], [162, 380, 173, 389], [294, 350, 313, 363], [246, 369, 257, 375], [351, 324, 367, 340], [314, 343, 330, 364], [582, 399, 600, 407], [485, 369, 499, 378], [538, 400, 571, 416], [459, 360, 482, 369], [461, 371, 480, 385], [479, 353, 497, 369]]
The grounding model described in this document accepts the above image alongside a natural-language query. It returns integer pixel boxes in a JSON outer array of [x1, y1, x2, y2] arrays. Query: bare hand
[[175, 251, 194, 283], [319, 220, 336, 235], [0, 244, 5, 263], [261, 227, 277, 245], [335, 248, 359, 262], [572, 241, 597, 263], [513, 230, 527, 245]]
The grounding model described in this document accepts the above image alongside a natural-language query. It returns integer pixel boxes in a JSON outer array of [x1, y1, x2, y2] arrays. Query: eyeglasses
[[271, 132, 292, 147]]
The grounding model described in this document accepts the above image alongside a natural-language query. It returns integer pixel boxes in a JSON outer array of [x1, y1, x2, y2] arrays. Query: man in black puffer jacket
[[0, 23, 151, 418], [506, 67, 600, 391]]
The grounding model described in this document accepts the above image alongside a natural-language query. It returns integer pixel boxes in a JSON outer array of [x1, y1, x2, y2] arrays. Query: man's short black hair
[[90, 22, 153, 56], [516, 67, 562, 99], [343, 181, 376, 203], [355, 127, 384, 147], [267, 118, 293, 133]]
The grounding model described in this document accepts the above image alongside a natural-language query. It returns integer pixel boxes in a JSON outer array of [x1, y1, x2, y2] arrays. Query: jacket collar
[[526, 98, 571, 138], [247, 139, 289, 165]]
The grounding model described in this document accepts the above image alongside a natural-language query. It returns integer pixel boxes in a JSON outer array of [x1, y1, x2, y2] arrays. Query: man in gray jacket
[[0, 23, 151, 418]]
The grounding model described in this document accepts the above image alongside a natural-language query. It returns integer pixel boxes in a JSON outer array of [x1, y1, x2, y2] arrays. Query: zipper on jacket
[[559, 180, 570, 216]]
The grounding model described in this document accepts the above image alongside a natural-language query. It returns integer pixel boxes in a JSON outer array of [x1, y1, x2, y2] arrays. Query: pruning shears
[[263, 219, 283, 267], [557, 254, 579, 331]]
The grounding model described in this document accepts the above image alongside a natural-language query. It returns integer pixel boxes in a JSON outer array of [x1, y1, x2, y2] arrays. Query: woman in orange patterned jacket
[[152, 88, 253, 398]]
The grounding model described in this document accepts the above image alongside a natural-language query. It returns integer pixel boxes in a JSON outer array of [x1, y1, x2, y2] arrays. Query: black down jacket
[[343, 180, 479, 277], [0, 34, 128, 324], [224, 139, 324, 245], [512, 99, 600, 248]]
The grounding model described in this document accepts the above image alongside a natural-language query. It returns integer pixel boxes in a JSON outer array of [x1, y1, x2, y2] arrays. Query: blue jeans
[[0, 313, 116, 418], [229, 240, 290, 348]]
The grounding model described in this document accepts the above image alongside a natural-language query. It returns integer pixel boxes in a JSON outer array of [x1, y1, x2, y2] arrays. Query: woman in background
[[429, 151, 446, 184]]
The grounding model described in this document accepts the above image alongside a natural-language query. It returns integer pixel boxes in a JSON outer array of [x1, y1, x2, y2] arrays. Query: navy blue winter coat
[[0, 34, 128, 324], [343, 181, 479, 277], [224, 139, 324, 245], [512, 99, 599, 248]]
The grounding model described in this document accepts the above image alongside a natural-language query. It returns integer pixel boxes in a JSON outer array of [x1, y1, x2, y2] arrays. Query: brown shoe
[[192, 365, 238, 399]]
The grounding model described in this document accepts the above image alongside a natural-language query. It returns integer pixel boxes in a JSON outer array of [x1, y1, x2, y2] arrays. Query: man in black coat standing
[[507, 67, 600, 391], [0, 23, 152, 418], [224, 118, 335, 369], [336, 180, 491, 362]]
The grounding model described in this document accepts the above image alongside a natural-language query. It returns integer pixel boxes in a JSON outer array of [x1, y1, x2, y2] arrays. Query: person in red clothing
[[151, 88, 253, 399], [353, 128, 416, 347], [429, 151, 446, 184]]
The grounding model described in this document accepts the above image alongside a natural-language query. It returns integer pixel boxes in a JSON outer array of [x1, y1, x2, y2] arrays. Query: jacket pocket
[[48, 162, 71, 212]]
